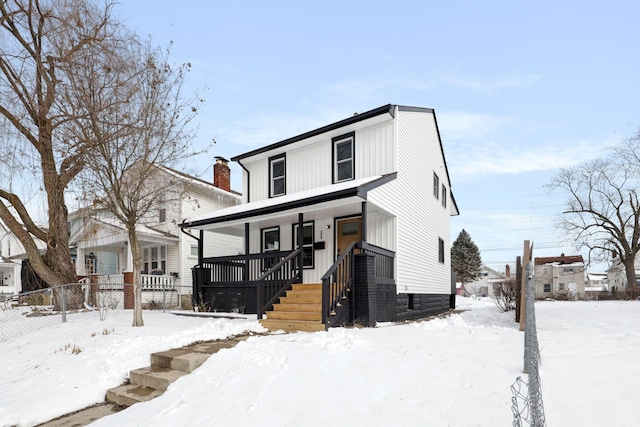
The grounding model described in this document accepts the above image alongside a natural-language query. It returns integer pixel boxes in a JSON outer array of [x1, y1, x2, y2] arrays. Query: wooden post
[[515, 256, 522, 323], [519, 240, 533, 332]]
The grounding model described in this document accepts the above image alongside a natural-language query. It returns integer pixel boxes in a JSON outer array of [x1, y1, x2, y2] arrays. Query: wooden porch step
[[273, 302, 322, 312], [259, 318, 325, 332], [279, 295, 322, 304], [266, 310, 322, 321], [291, 283, 322, 291]]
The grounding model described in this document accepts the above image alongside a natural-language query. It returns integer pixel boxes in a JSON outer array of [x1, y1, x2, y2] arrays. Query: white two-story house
[[68, 160, 242, 307], [0, 220, 48, 296], [181, 104, 459, 330]]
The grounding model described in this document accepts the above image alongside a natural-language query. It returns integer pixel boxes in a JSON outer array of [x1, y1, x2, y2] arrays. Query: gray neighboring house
[[534, 254, 585, 299], [462, 264, 509, 297]]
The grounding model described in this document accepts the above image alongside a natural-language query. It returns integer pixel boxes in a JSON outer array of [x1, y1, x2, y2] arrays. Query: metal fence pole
[[61, 286, 67, 323]]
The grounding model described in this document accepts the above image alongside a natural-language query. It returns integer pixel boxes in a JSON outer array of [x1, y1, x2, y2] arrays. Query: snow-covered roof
[[182, 174, 396, 231]]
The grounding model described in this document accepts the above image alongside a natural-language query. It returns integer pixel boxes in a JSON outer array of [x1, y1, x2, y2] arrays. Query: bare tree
[[74, 41, 202, 326], [0, 0, 127, 287], [548, 152, 640, 292]]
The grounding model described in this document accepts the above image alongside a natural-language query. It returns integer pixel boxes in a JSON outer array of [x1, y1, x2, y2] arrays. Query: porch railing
[[321, 241, 357, 327], [199, 251, 294, 285], [360, 242, 395, 284], [256, 248, 302, 319], [92, 274, 175, 290]]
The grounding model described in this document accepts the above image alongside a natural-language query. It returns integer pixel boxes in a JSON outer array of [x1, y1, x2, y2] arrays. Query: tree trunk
[[623, 256, 638, 298], [128, 226, 144, 327]]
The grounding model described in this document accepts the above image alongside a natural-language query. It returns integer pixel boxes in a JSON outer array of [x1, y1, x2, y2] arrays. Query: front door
[[336, 217, 362, 257]]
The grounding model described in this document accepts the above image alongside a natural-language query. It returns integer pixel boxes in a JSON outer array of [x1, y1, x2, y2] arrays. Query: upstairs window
[[433, 173, 440, 199], [442, 184, 447, 208], [269, 155, 286, 197], [159, 208, 166, 223], [333, 133, 355, 183]]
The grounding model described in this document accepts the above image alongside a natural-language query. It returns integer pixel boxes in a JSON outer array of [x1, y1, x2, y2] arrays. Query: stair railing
[[321, 241, 357, 327], [256, 248, 302, 319]]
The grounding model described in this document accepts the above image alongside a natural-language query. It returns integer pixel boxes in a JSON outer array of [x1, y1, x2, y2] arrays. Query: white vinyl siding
[[367, 108, 451, 295]]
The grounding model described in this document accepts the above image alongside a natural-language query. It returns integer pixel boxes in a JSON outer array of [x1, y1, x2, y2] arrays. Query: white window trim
[[333, 135, 354, 183]]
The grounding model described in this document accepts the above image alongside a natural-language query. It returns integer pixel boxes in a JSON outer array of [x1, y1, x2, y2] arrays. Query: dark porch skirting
[[198, 285, 257, 314], [352, 253, 453, 326]]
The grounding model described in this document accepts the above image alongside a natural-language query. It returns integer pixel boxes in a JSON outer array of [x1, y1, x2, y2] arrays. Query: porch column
[[244, 223, 249, 281], [125, 240, 133, 272], [198, 230, 204, 266], [298, 213, 303, 279], [361, 201, 367, 244], [76, 247, 86, 276]]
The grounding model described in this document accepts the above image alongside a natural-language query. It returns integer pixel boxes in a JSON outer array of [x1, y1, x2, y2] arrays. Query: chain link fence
[[0, 283, 194, 342], [511, 262, 547, 427]]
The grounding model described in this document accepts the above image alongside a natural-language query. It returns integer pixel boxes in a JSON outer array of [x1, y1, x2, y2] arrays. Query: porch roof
[[70, 217, 179, 249], [180, 173, 397, 234]]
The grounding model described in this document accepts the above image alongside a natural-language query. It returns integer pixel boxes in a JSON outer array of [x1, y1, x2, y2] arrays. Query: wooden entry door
[[336, 217, 362, 257]]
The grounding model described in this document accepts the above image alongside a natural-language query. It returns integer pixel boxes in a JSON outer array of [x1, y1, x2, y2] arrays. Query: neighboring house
[[534, 253, 586, 299], [182, 104, 459, 330], [0, 220, 47, 295], [606, 252, 640, 291], [463, 264, 509, 297], [67, 159, 242, 306], [585, 272, 608, 299]]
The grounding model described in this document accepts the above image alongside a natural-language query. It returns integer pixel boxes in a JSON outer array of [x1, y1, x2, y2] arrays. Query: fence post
[[61, 286, 67, 323]]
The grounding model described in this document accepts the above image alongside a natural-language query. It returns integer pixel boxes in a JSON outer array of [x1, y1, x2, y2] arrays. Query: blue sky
[[119, 0, 640, 273]]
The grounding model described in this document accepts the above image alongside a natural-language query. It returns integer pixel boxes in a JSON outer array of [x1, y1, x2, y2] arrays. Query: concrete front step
[[106, 336, 250, 409], [106, 384, 164, 407], [129, 366, 188, 391], [259, 318, 326, 332]]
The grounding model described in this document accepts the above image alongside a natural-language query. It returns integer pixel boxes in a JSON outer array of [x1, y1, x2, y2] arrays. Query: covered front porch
[[69, 217, 180, 295], [181, 175, 398, 330]]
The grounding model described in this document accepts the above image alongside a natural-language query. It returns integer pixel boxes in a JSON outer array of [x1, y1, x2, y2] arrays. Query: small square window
[[558, 283, 565, 291], [190, 245, 198, 257], [262, 227, 280, 252], [543, 284, 551, 293]]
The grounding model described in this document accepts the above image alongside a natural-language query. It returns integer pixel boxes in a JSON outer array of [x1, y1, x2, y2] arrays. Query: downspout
[[236, 159, 251, 203]]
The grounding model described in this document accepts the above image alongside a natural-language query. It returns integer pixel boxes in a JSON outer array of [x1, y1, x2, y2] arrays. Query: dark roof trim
[[231, 104, 395, 162], [181, 173, 397, 229], [397, 105, 434, 114]]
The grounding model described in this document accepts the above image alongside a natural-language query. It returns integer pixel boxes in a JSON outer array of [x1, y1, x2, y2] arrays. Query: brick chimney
[[213, 156, 230, 192], [505, 264, 511, 277]]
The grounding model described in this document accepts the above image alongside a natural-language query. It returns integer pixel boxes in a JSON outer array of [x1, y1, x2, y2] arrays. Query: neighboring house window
[[442, 184, 447, 208], [143, 245, 167, 274], [558, 283, 565, 291], [433, 173, 440, 199], [269, 154, 286, 197], [159, 208, 166, 223], [189, 244, 198, 258], [438, 237, 445, 263], [564, 267, 574, 273], [85, 254, 96, 274], [293, 222, 314, 269], [542, 267, 549, 274], [543, 284, 551, 293], [333, 133, 355, 183]]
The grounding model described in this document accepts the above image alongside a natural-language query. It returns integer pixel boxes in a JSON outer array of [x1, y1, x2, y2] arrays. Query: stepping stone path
[[38, 335, 252, 427]]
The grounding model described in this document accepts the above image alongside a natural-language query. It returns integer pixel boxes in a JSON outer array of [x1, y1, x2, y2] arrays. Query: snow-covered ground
[[1, 297, 638, 426]]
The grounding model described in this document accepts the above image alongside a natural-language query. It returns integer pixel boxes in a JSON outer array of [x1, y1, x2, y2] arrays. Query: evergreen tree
[[451, 229, 483, 284]]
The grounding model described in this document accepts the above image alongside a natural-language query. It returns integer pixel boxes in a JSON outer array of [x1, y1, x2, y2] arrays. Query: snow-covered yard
[[1, 298, 638, 426]]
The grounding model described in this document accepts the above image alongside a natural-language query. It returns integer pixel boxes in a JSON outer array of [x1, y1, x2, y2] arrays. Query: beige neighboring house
[[534, 253, 586, 299], [67, 158, 242, 305], [463, 264, 509, 297]]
